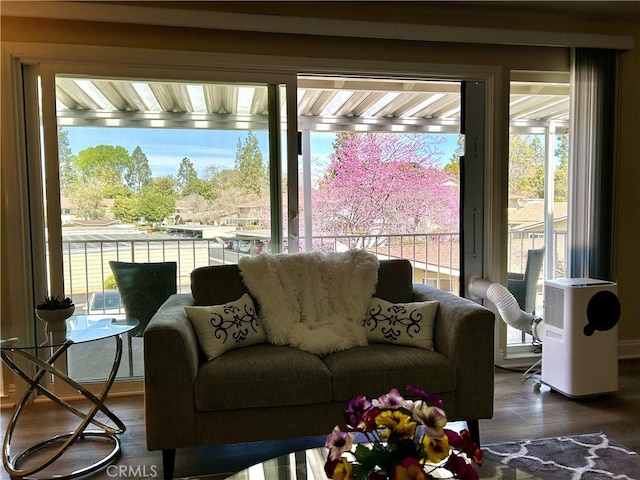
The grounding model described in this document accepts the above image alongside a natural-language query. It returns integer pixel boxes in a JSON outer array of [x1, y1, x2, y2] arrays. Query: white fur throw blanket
[[238, 250, 379, 355]]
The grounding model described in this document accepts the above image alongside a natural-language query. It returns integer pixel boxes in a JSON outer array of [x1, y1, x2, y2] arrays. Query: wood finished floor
[[2, 358, 639, 480]]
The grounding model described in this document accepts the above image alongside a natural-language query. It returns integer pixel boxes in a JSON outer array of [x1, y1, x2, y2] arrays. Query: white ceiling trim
[[2, 1, 634, 50]]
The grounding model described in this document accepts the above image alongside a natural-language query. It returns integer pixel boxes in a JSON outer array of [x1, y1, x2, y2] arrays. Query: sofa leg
[[467, 420, 481, 447], [163, 449, 176, 480]]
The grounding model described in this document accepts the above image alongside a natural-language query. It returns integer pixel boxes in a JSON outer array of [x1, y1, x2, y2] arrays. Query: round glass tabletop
[[1, 315, 139, 350]]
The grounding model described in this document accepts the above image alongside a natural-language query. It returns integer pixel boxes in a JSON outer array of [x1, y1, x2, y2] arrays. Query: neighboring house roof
[[60, 197, 114, 209], [369, 240, 461, 275], [508, 201, 567, 231], [70, 219, 119, 226]]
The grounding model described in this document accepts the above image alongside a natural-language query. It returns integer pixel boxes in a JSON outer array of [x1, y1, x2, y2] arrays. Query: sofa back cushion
[[374, 259, 414, 303], [191, 264, 248, 306], [190, 258, 413, 306]]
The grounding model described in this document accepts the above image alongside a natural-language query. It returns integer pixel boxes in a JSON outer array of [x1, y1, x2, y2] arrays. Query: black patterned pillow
[[364, 297, 439, 350], [185, 293, 265, 360]]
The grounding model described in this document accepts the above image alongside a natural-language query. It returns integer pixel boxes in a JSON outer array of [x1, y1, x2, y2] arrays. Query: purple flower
[[345, 395, 374, 432], [406, 385, 444, 407]]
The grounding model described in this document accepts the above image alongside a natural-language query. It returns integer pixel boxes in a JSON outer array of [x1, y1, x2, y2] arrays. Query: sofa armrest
[[412, 284, 495, 421], [143, 293, 199, 450]]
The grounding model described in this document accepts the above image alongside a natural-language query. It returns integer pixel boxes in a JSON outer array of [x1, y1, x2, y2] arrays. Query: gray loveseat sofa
[[144, 259, 495, 479]]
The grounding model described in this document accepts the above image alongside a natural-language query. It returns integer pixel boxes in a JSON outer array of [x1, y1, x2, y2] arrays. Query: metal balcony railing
[[60, 230, 566, 318]]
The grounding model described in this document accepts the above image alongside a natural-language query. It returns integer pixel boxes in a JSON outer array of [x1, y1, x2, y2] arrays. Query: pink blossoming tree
[[312, 133, 459, 241]]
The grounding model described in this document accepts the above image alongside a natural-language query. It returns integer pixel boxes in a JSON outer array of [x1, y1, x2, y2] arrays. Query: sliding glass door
[[27, 66, 291, 393]]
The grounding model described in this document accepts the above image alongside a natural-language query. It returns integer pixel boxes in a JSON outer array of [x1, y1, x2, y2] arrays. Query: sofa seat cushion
[[194, 344, 332, 411], [323, 344, 457, 401]]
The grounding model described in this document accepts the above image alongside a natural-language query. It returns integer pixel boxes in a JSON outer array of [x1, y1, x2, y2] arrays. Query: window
[[505, 73, 570, 355], [7, 48, 568, 396], [296, 76, 463, 295]]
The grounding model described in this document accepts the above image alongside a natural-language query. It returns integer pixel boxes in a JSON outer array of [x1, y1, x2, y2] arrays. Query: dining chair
[[507, 247, 545, 314], [109, 260, 177, 376]]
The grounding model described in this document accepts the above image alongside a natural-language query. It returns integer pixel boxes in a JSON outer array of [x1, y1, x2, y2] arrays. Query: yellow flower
[[332, 458, 353, 480], [423, 434, 450, 463], [392, 458, 428, 480], [375, 410, 417, 439]]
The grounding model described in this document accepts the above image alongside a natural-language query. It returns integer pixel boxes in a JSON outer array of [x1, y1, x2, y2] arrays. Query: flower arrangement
[[324, 386, 482, 480]]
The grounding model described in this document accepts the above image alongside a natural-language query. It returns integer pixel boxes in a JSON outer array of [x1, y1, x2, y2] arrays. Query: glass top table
[[1, 315, 139, 480], [1, 315, 139, 350], [225, 446, 540, 479]]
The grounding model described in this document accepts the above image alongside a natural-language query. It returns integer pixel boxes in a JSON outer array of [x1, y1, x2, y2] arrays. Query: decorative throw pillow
[[364, 297, 439, 350], [185, 293, 265, 361]]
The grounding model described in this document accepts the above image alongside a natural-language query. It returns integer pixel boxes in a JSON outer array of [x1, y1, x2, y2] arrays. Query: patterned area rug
[[483, 433, 640, 480]]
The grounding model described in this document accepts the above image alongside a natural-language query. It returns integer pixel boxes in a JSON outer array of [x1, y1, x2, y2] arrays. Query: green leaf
[[352, 464, 373, 480]]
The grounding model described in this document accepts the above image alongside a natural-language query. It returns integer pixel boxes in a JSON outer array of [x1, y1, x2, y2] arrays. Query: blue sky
[[65, 127, 459, 178]]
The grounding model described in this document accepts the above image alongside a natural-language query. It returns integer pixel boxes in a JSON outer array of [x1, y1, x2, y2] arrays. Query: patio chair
[[109, 261, 177, 376], [507, 247, 544, 314]]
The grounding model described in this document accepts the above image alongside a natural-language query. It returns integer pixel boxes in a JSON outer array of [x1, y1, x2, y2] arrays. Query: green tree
[[183, 178, 216, 199], [125, 146, 152, 194], [138, 192, 175, 225], [58, 127, 76, 196], [68, 145, 133, 219], [176, 157, 198, 195], [509, 135, 545, 198], [103, 184, 133, 199], [443, 134, 464, 176], [112, 196, 140, 223], [74, 145, 131, 185], [234, 132, 266, 196], [144, 176, 177, 197], [554, 133, 569, 202]]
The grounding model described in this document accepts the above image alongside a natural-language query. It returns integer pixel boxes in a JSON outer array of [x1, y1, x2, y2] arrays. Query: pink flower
[[325, 426, 354, 461], [373, 388, 406, 409]]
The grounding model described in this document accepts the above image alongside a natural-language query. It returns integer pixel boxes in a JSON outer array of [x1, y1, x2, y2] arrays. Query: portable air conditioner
[[541, 278, 620, 397]]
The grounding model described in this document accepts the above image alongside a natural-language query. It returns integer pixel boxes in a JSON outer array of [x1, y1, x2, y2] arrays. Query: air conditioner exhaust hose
[[469, 277, 543, 340]]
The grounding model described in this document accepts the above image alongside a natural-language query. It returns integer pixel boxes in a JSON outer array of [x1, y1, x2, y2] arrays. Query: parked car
[[84, 290, 123, 315], [226, 239, 252, 253]]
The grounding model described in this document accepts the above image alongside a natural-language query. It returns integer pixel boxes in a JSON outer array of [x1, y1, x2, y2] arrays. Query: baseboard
[[618, 339, 640, 359], [495, 353, 541, 370]]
